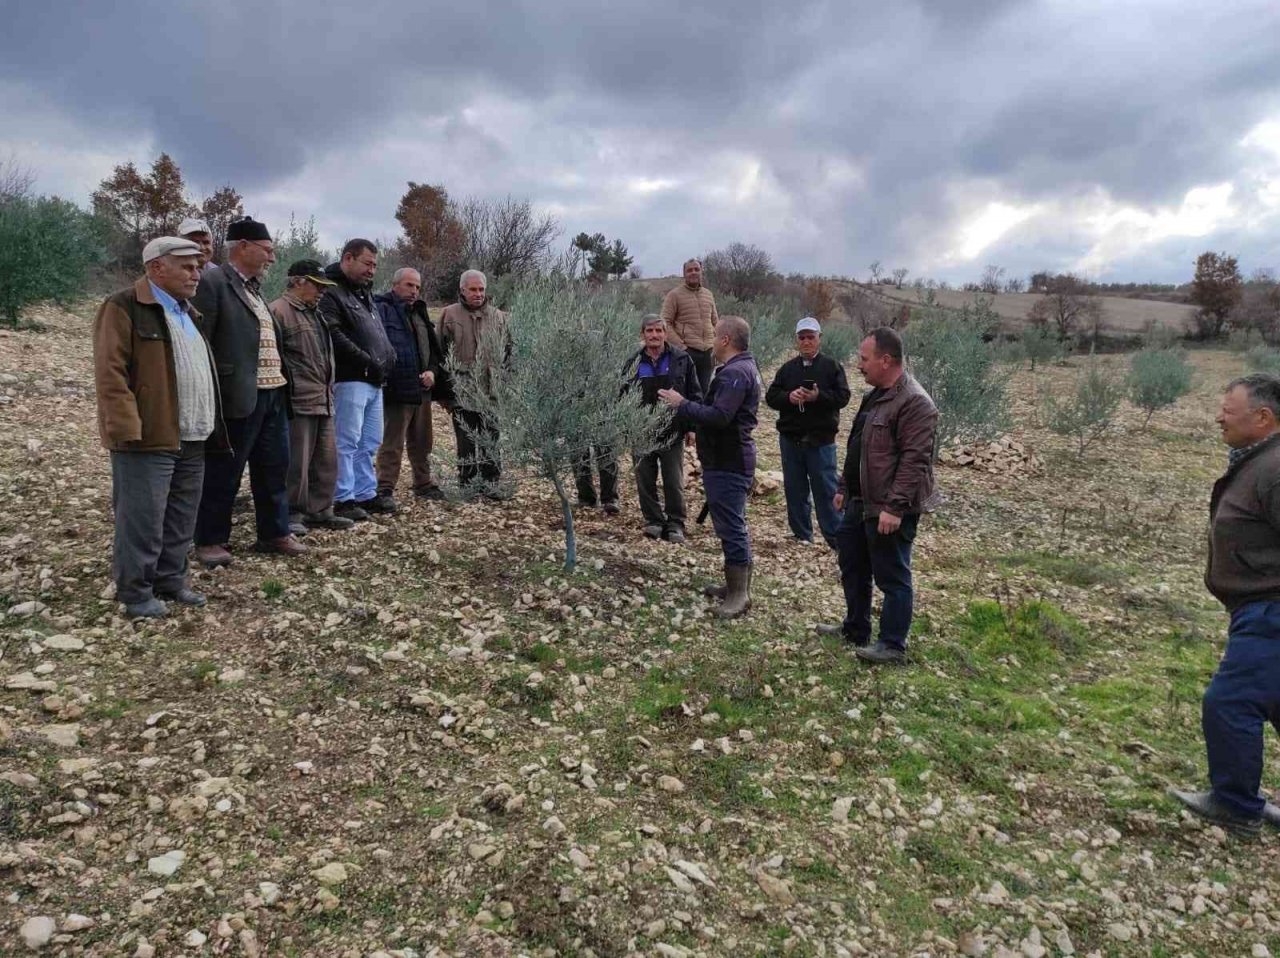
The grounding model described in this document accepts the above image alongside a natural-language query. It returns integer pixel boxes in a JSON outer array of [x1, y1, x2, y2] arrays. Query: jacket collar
[[1225, 432, 1280, 477], [282, 292, 312, 311], [872, 370, 912, 402]]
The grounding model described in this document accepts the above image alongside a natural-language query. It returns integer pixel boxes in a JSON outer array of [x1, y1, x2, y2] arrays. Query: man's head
[[340, 239, 378, 285], [1218, 374, 1280, 449], [683, 258, 703, 289], [641, 313, 666, 352], [285, 259, 336, 307], [224, 216, 274, 279], [142, 236, 203, 301], [460, 269, 487, 309], [795, 316, 821, 360], [177, 217, 213, 265], [857, 327, 905, 388], [713, 315, 750, 364], [391, 267, 422, 304]]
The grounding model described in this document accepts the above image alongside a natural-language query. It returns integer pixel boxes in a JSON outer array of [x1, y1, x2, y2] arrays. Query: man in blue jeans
[[765, 317, 851, 547], [817, 327, 939, 664], [659, 315, 760, 619], [1170, 374, 1280, 837]]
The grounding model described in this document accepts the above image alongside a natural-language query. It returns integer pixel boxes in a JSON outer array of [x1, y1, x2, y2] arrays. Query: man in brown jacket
[[270, 260, 353, 532], [661, 258, 719, 395], [439, 269, 512, 497], [94, 237, 223, 618], [818, 327, 939, 664]]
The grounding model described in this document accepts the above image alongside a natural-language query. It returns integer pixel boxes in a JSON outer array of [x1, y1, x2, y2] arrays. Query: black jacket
[[192, 264, 287, 420], [623, 343, 703, 445], [375, 293, 452, 405], [765, 352, 852, 445], [318, 263, 396, 386]]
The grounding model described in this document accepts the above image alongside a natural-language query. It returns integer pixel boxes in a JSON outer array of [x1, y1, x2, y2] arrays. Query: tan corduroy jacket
[[438, 298, 511, 403], [660, 283, 718, 351]]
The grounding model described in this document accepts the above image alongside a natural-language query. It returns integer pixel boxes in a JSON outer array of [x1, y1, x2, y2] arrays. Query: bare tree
[[458, 196, 561, 279], [0, 154, 35, 202], [1003, 277, 1025, 293], [701, 242, 777, 299], [891, 267, 909, 288], [868, 260, 883, 283], [1026, 273, 1101, 342], [979, 265, 1005, 294]]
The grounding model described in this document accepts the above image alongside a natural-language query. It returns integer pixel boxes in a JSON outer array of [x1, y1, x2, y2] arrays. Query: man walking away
[[818, 327, 938, 664], [94, 237, 224, 616], [1169, 373, 1280, 838], [765, 317, 851, 547]]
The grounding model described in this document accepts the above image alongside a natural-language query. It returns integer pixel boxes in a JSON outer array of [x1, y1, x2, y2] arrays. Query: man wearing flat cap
[[271, 261, 354, 532], [178, 218, 214, 272], [192, 216, 307, 566], [765, 317, 851, 548], [93, 236, 226, 617]]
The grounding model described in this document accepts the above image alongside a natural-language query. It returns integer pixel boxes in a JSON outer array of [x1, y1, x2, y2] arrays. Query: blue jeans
[[196, 388, 290, 546], [703, 470, 753, 565], [335, 381, 383, 502], [834, 503, 918, 649], [1203, 600, 1280, 820], [779, 435, 840, 546]]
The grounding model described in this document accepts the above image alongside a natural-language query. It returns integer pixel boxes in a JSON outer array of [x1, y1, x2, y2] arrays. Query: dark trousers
[[634, 441, 686, 531], [196, 387, 290, 546], [835, 503, 919, 649], [287, 414, 338, 516], [1202, 600, 1280, 820], [111, 442, 205, 605], [779, 435, 840, 547], [687, 347, 713, 397], [377, 398, 438, 494], [573, 447, 618, 506], [452, 407, 502, 488], [703, 469, 752, 565]]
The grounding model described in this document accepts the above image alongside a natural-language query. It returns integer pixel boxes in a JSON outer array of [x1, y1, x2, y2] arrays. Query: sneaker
[[194, 544, 232, 568], [1168, 788, 1263, 839], [643, 524, 663, 539], [125, 597, 168, 619], [334, 501, 371, 522], [304, 509, 356, 530], [415, 485, 447, 501], [794, 537, 815, 547], [602, 501, 621, 516], [156, 587, 206, 607], [664, 528, 685, 544], [253, 535, 309, 557], [855, 642, 906, 665], [359, 494, 399, 515]]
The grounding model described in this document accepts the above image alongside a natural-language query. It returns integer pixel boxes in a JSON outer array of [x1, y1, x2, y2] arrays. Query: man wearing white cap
[[93, 237, 225, 617], [764, 317, 851, 547], [177, 218, 214, 271]]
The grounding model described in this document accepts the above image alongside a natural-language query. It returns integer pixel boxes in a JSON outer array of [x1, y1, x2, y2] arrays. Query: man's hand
[[788, 386, 820, 405], [877, 510, 902, 535], [833, 491, 845, 511], [684, 432, 696, 449], [657, 388, 684, 408], [419, 370, 435, 389]]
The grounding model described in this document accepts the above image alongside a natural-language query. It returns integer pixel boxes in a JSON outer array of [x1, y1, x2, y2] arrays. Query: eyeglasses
[[245, 241, 275, 254]]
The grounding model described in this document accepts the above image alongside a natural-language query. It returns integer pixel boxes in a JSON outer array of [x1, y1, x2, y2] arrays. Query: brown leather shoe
[[254, 535, 309, 557], [194, 544, 232, 568]]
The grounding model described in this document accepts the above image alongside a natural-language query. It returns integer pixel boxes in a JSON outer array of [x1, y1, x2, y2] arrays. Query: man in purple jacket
[[659, 315, 761, 619]]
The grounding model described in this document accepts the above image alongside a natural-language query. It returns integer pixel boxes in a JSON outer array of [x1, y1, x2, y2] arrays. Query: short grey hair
[[640, 313, 664, 331], [392, 267, 421, 284], [1227, 374, 1280, 418], [460, 269, 487, 288], [717, 315, 750, 352], [286, 275, 307, 289], [683, 258, 702, 271]]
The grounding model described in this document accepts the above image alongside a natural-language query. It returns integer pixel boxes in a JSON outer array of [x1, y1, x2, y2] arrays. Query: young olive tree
[[1043, 360, 1124, 457], [448, 280, 669, 571], [0, 194, 104, 326], [1127, 348, 1192, 426]]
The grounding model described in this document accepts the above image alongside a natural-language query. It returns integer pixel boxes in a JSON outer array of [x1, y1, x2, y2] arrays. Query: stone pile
[[940, 435, 1042, 476]]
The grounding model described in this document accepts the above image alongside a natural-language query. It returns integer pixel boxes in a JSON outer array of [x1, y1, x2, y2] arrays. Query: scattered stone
[[755, 871, 796, 906], [674, 860, 715, 887], [184, 929, 208, 948], [38, 724, 80, 747], [42, 635, 85, 651], [61, 914, 94, 932], [312, 862, 349, 885], [259, 882, 281, 905], [1107, 922, 1134, 942], [19, 916, 56, 950], [658, 775, 685, 794], [218, 668, 246, 683], [8, 600, 49, 617], [832, 796, 854, 823], [147, 849, 186, 876]]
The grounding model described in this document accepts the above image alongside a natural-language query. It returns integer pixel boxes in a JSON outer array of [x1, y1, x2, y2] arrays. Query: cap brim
[[305, 274, 337, 285]]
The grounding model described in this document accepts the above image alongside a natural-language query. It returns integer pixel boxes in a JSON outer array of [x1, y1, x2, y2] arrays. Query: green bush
[[1043, 360, 1124, 457], [1127, 348, 1193, 425], [0, 194, 105, 325], [261, 215, 330, 303], [905, 307, 1008, 450], [1245, 344, 1280, 374], [819, 321, 857, 369], [1020, 323, 1066, 370]]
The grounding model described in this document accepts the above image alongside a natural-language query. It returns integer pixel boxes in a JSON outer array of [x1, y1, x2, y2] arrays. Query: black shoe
[[359, 495, 399, 515], [855, 642, 906, 665], [1265, 802, 1280, 828], [415, 485, 447, 501], [602, 501, 621, 516], [643, 524, 663, 539], [664, 528, 685, 544], [334, 501, 371, 522], [156, 587, 207, 607], [1169, 788, 1262, 839], [304, 509, 356, 530]]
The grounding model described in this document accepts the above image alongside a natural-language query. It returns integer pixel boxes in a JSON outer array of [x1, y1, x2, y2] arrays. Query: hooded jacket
[[317, 262, 395, 386]]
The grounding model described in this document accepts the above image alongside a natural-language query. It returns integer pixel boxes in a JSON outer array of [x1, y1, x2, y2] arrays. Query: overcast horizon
[[3, 1, 1280, 285]]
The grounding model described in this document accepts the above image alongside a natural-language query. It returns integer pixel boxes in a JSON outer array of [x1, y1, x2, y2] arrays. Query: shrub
[[0, 194, 105, 325], [1020, 323, 1065, 370], [1245, 344, 1280, 375], [1043, 360, 1124, 457], [905, 307, 1008, 450], [819, 321, 857, 369], [1127, 348, 1193, 425]]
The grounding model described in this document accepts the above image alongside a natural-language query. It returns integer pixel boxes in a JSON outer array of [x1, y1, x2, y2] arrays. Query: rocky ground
[[0, 304, 1276, 957]]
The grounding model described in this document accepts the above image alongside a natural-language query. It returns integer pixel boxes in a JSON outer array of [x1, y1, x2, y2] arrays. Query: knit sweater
[[164, 314, 216, 441]]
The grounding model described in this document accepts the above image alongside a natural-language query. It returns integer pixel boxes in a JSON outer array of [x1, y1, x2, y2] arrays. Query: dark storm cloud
[[4, 0, 1280, 281]]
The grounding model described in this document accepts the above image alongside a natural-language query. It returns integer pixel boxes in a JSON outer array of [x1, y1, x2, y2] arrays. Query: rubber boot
[[715, 563, 752, 619], [703, 581, 727, 600]]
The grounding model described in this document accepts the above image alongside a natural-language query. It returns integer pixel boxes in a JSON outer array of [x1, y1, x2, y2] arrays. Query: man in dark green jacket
[[1170, 373, 1280, 838]]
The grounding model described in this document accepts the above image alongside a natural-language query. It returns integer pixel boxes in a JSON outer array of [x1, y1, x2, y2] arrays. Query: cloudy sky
[[3, 0, 1279, 284]]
